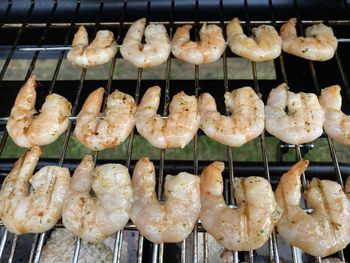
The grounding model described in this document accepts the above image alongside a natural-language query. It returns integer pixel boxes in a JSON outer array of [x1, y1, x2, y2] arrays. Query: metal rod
[[2, 19, 350, 29], [8, 234, 18, 263], [134, 68, 144, 263], [70, 3, 106, 262], [292, 1, 346, 261], [191, 2, 200, 262], [0, 2, 38, 261], [243, 1, 281, 262]]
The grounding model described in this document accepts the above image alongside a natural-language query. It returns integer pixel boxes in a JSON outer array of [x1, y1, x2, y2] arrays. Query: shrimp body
[[200, 162, 281, 251], [120, 18, 171, 68], [275, 160, 350, 257], [265, 83, 325, 145], [130, 158, 200, 243], [198, 87, 264, 147], [62, 156, 133, 243], [26, 94, 72, 146], [226, 18, 281, 62], [135, 86, 200, 149], [171, 24, 226, 65], [280, 18, 337, 61], [74, 88, 136, 151], [319, 85, 350, 145], [0, 147, 71, 234], [6, 76, 72, 148], [67, 26, 117, 68]]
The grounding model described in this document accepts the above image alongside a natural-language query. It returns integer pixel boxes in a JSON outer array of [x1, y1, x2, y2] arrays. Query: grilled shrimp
[[226, 18, 281, 62], [280, 18, 337, 61], [265, 83, 325, 145], [319, 85, 350, 145], [171, 23, 226, 64], [198, 86, 264, 147], [130, 158, 200, 243], [345, 177, 350, 200], [62, 156, 133, 243], [0, 147, 70, 234], [74, 88, 136, 151], [135, 86, 200, 149], [67, 26, 117, 68], [120, 18, 171, 68], [200, 162, 281, 251], [6, 76, 72, 148], [275, 160, 350, 257]]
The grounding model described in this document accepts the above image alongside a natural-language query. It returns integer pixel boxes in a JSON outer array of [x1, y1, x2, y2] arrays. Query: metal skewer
[[16, 38, 350, 52], [18, 44, 123, 51]]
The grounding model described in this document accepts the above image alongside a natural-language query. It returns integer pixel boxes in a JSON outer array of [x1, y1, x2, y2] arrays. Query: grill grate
[[0, 0, 350, 262]]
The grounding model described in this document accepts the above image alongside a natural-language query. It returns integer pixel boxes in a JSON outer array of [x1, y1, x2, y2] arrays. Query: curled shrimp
[[171, 23, 226, 64], [62, 156, 133, 243], [226, 18, 281, 62], [275, 160, 350, 257], [135, 86, 200, 149], [67, 26, 117, 68], [0, 146, 71, 234], [265, 83, 325, 145], [198, 86, 264, 147], [319, 85, 350, 145], [74, 88, 136, 151], [280, 18, 337, 61], [6, 75, 72, 148], [130, 158, 200, 243], [120, 18, 171, 68], [200, 162, 281, 251]]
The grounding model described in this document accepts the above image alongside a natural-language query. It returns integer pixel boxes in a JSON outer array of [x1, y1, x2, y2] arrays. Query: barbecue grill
[[1, 0, 350, 262]]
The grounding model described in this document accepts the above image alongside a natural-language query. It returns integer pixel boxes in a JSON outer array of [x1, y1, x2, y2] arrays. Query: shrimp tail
[[280, 18, 297, 38], [80, 87, 105, 114], [72, 26, 89, 47], [70, 155, 94, 192], [200, 161, 225, 196]]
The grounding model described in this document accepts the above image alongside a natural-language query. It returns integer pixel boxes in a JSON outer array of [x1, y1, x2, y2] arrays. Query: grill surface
[[0, 0, 350, 262]]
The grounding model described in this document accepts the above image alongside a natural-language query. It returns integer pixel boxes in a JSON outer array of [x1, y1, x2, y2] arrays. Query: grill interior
[[0, 0, 350, 262]]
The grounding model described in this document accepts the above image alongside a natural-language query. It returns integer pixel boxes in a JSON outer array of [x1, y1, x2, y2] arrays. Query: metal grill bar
[[0, 2, 40, 261], [243, 1, 280, 262], [2, 19, 350, 29], [1, 1, 350, 262], [292, 1, 346, 262], [267, 2, 309, 262], [69, 2, 107, 261]]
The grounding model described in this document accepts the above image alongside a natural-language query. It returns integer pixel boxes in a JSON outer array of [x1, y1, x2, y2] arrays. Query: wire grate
[[0, 0, 350, 262]]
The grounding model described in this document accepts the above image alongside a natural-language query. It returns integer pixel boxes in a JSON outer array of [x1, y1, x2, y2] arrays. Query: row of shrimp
[[7, 76, 350, 153], [67, 17, 338, 68], [1, 146, 350, 259]]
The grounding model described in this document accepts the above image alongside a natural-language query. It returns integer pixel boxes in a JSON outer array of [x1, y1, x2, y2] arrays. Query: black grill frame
[[0, 0, 350, 262]]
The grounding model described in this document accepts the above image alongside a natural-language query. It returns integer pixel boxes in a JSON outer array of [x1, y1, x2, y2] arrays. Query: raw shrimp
[[200, 162, 281, 251], [130, 158, 200, 243], [319, 85, 350, 145], [135, 86, 200, 148], [0, 146, 70, 234], [74, 88, 136, 151], [226, 17, 281, 62], [280, 18, 337, 61], [198, 86, 264, 147], [120, 18, 171, 68], [275, 160, 350, 257], [6, 75, 72, 148], [62, 156, 133, 243], [171, 23, 226, 64], [265, 83, 325, 145], [67, 26, 117, 68]]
